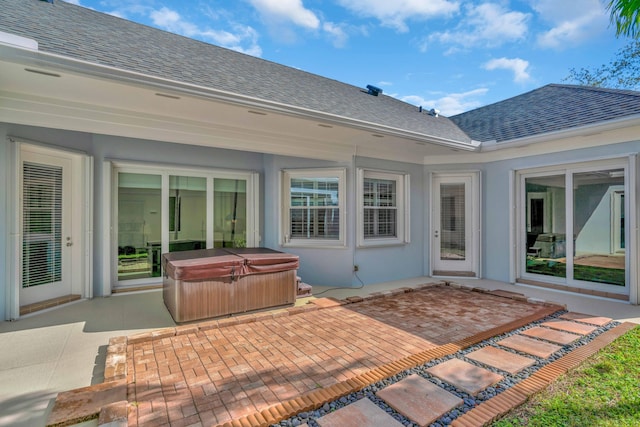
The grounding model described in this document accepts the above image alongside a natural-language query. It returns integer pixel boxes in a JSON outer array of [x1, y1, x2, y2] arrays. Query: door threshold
[[433, 271, 476, 277], [20, 294, 82, 316], [516, 279, 628, 301], [112, 284, 162, 294]]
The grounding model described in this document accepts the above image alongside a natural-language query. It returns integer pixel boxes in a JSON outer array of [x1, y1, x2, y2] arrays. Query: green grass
[[492, 326, 640, 427]]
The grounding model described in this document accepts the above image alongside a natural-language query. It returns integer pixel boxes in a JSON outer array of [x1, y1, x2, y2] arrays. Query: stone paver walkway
[[313, 310, 627, 427], [46, 283, 567, 426]]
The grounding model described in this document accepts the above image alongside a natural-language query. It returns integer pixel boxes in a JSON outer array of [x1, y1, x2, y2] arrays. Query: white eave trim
[[480, 113, 640, 151], [0, 42, 478, 151]]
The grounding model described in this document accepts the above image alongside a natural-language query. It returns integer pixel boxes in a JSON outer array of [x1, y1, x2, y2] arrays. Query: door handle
[[66, 237, 73, 247]]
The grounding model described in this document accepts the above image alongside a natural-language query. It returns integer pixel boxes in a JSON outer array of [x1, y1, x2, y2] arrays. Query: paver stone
[[498, 335, 561, 358], [559, 312, 612, 326], [521, 326, 581, 345], [466, 346, 535, 374], [426, 359, 503, 396], [316, 398, 404, 427], [541, 320, 598, 335], [376, 374, 462, 427]]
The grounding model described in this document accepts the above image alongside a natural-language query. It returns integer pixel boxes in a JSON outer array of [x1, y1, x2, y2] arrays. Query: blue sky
[[65, 0, 629, 116]]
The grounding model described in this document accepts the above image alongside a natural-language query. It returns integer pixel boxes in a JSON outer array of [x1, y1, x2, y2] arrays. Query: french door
[[432, 172, 480, 277], [19, 150, 74, 305]]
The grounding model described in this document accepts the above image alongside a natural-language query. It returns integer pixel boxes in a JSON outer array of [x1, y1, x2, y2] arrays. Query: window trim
[[281, 168, 346, 248], [357, 168, 410, 247]]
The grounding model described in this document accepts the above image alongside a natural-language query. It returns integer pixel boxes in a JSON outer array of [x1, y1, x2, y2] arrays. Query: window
[[282, 168, 346, 247], [357, 169, 409, 247]]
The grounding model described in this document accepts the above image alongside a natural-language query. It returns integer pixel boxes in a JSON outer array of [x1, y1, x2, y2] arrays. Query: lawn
[[492, 325, 640, 427]]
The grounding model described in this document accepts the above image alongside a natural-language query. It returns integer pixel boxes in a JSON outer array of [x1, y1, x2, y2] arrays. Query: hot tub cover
[[162, 248, 299, 281]]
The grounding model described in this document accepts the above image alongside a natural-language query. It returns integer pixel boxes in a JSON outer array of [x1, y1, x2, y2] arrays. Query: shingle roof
[[450, 84, 640, 143], [0, 0, 472, 144]]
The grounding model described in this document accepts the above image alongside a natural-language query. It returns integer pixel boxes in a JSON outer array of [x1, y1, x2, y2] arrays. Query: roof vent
[[0, 31, 38, 50], [428, 108, 440, 117], [366, 85, 383, 96]]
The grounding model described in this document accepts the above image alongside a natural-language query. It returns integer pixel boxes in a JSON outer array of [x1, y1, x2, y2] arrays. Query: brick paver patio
[[122, 285, 551, 426]]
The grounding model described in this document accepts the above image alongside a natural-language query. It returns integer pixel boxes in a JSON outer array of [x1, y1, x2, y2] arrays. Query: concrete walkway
[[0, 277, 638, 426]]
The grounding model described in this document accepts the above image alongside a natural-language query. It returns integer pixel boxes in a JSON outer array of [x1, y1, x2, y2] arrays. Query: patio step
[[46, 379, 126, 427], [297, 278, 312, 298]]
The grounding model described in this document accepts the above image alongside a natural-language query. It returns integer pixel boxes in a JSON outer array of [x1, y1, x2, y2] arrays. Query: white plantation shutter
[[22, 162, 63, 287]]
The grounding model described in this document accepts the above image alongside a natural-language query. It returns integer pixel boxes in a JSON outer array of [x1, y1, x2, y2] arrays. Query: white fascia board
[[0, 43, 476, 151]]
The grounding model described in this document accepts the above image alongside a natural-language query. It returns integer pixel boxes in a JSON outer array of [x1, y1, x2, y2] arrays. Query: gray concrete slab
[[0, 290, 175, 427]]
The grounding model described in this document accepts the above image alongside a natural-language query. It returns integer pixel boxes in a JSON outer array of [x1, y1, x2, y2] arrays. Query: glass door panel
[[440, 183, 466, 261], [168, 175, 207, 255], [117, 173, 161, 280], [573, 169, 625, 287], [214, 178, 247, 247], [524, 175, 566, 279]]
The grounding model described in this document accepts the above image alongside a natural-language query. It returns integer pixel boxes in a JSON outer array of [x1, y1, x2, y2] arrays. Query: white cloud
[[248, 0, 320, 29], [529, 0, 608, 49], [322, 22, 349, 48], [483, 57, 531, 83], [401, 88, 489, 116], [336, 0, 460, 32], [150, 7, 262, 56], [62, 0, 81, 4], [429, 3, 530, 49]]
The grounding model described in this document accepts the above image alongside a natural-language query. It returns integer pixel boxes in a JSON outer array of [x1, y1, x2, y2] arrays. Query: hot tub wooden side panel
[[163, 270, 297, 323], [244, 270, 297, 313]]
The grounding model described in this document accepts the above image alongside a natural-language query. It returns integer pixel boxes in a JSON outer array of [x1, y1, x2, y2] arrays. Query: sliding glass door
[[114, 166, 257, 287], [520, 162, 628, 295]]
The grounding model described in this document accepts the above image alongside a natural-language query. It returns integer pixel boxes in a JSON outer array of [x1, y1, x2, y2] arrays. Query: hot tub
[[162, 248, 299, 322]]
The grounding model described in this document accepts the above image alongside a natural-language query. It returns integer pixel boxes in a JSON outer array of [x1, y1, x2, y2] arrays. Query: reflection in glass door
[[524, 175, 566, 279], [573, 169, 625, 287], [117, 173, 161, 280], [214, 178, 247, 248], [168, 175, 207, 252]]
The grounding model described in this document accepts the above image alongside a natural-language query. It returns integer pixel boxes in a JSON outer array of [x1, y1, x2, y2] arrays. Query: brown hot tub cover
[[162, 248, 299, 322], [162, 248, 299, 281]]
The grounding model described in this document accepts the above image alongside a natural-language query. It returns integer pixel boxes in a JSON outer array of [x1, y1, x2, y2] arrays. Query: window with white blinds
[[22, 162, 63, 287], [282, 168, 346, 246], [357, 169, 409, 247]]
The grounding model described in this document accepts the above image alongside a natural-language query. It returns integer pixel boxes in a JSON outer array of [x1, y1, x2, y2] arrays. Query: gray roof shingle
[[0, 0, 472, 144], [450, 84, 640, 143]]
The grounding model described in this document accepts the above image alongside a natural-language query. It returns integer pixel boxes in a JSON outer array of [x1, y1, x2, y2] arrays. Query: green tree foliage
[[564, 40, 640, 90], [608, 0, 640, 38]]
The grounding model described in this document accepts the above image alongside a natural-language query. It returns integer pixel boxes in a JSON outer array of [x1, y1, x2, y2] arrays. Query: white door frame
[[430, 171, 481, 277], [6, 139, 92, 319]]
